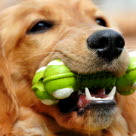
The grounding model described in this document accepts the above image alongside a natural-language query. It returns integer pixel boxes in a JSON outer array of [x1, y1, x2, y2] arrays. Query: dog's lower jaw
[[42, 106, 117, 135], [82, 109, 117, 132]]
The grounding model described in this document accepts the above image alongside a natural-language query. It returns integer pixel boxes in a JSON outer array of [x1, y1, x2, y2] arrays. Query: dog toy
[[78, 51, 136, 95], [78, 71, 116, 91], [32, 51, 136, 105], [32, 60, 76, 105], [116, 51, 136, 95]]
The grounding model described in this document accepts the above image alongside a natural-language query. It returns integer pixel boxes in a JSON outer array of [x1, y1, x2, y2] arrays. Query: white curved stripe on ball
[[47, 60, 64, 66], [36, 66, 47, 73], [41, 99, 59, 105], [53, 88, 74, 99]]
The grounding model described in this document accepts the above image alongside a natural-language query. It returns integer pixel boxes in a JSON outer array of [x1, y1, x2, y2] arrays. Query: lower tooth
[[85, 87, 92, 100], [85, 87, 116, 101], [103, 97, 113, 100], [92, 96, 113, 101], [108, 86, 116, 98]]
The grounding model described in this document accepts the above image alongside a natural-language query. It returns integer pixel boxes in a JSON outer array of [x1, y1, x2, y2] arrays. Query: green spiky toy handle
[[32, 51, 136, 105]]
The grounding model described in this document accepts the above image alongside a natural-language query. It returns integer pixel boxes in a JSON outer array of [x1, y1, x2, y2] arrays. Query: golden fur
[[0, 0, 135, 135]]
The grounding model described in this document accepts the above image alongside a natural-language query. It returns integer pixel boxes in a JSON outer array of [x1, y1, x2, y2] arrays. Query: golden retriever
[[0, 0, 136, 135]]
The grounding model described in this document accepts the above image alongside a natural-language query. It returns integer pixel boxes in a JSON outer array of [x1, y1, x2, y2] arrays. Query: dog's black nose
[[87, 30, 125, 62]]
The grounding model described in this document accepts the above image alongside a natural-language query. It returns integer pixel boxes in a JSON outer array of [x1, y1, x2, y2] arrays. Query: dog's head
[[0, 0, 129, 134]]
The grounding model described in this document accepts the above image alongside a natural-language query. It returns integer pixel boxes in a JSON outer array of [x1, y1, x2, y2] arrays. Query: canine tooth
[[107, 86, 116, 98], [85, 87, 92, 100]]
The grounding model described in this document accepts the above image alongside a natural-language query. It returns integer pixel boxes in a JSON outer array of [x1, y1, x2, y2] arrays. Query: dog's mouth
[[35, 61, 117, 115], [58, 86, 116, 115]]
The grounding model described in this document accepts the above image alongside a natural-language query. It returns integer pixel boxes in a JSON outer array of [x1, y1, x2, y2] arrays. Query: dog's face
[[0, 0, 129, 134]]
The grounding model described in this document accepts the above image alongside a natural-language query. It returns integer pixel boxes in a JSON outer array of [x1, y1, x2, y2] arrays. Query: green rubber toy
[[116, 51, 136, 95], [32, 60, 76, 105], [32, 51, 136, 105], [78, 51, 136, 95]]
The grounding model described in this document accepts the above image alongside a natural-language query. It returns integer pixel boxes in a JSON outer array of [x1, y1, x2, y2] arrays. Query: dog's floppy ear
[[0, 38, 19, 135]]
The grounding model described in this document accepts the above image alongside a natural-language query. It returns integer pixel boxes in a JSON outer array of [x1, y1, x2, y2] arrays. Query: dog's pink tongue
[[92, 89, 107, 98], [77, 95, 90, 109]]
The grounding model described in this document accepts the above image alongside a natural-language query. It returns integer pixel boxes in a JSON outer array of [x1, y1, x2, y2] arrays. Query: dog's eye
[[96, 18, 107, 27], [27, 21, 53, 34]]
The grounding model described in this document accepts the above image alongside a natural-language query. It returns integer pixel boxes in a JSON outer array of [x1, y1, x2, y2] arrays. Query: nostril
[[87, 29, 125, 61], [98, 37, 109, 50], [87, 35, 109, 51], [114, 36, 125, 49]]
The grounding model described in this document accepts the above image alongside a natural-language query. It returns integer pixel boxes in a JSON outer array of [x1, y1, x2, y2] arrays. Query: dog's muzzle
[[87, 29, 125, 62]]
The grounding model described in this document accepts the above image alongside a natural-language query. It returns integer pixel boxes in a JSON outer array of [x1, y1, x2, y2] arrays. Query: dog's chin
[[56, 87, 117, 132]]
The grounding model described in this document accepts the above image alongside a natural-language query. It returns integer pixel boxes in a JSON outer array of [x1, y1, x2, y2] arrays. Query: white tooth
[[84, 87, 116, 101], [132, 83, 136, 90], [85, 87, 92, 100], [91, 96, 114, 101], [107, 86, 116, 98], [95, 98, 101, 100], [103, 97, 113, 101]]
